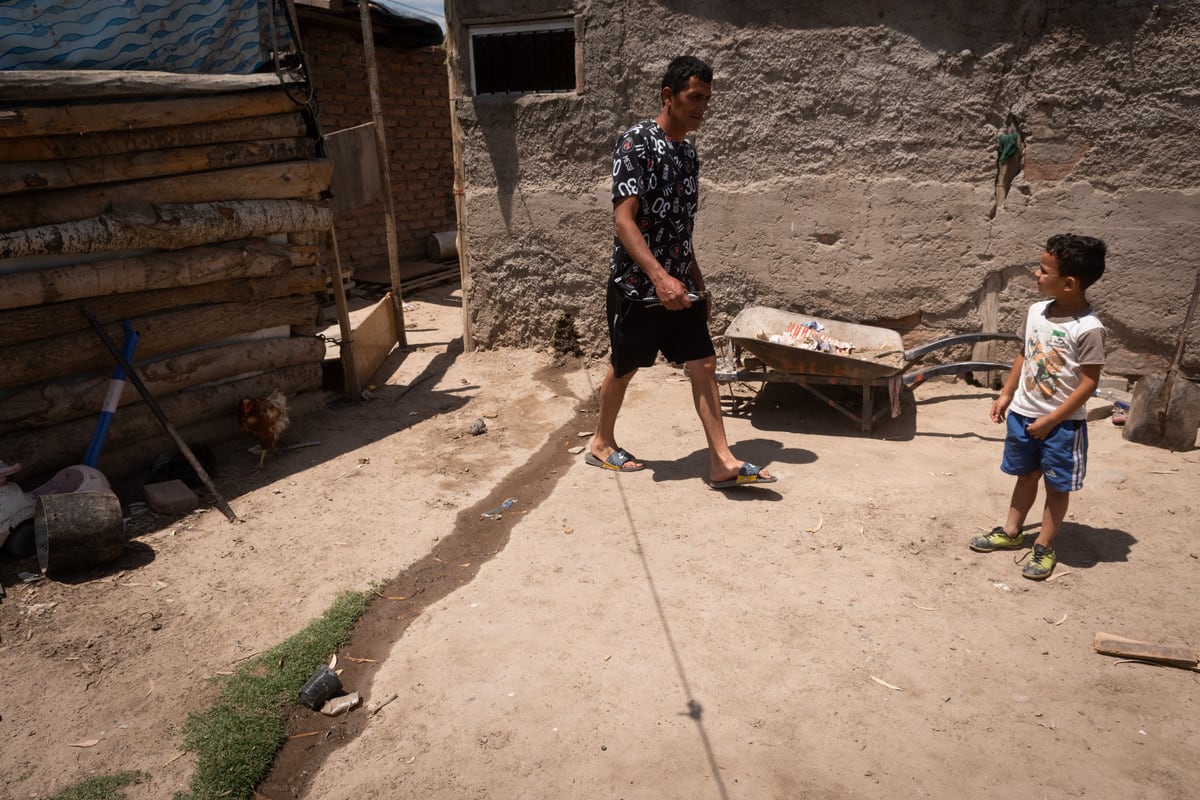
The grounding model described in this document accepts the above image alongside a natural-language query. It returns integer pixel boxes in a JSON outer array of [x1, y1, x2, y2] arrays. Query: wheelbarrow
[[715, 305, 1020, 432]]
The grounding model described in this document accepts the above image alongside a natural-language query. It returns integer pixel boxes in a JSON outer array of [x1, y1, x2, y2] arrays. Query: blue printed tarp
[[0, 0, 292, 73]]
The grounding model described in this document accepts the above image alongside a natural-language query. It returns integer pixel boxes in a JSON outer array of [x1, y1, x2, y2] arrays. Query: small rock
[[144, 479, 198, 515], [469, 418, 487, 436]]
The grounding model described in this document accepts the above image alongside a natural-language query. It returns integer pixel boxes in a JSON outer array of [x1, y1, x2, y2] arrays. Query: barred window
[[470, 19, 575, 95]]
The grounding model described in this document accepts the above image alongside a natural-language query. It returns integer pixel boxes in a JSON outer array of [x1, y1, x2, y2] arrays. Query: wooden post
[[326, 222, 362, 397], [445, 0, 475, 352], [357, 0, 407, 347], [972, 271, 1003, 389]]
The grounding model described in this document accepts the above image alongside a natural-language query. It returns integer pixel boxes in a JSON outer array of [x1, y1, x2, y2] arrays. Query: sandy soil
[[2, 286, 1199, 800]]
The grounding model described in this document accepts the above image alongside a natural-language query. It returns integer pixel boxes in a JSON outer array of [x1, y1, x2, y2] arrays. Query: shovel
[[1123, 270, 1200, 451]]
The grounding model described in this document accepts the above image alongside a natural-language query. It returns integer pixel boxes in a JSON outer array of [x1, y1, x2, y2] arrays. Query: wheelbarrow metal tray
[[724, 305, 906, 381]]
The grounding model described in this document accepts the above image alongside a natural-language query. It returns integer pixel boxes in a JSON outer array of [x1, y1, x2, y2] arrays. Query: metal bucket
[[34, 490, 126, 576]]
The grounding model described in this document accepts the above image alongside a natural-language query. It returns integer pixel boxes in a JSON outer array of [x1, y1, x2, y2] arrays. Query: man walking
[[586, 55, 777, 489]]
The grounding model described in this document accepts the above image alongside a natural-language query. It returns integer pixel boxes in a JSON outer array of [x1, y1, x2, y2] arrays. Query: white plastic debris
[[320, 692, 362, 717]]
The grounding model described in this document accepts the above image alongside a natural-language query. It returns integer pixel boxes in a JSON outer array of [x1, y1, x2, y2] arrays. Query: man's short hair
[[661, 55, 713, 97], [1046, 234, 1106, 288]]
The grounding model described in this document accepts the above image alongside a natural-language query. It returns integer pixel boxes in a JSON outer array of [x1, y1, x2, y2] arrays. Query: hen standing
[[238, 389, 290, 468]]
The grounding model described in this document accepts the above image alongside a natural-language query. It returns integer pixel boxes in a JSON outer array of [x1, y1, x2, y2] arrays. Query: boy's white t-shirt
[[1010, 299, 1106, 421]]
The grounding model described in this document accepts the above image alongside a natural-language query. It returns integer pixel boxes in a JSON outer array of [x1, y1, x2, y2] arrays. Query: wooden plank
[[445, 1, 474, 352], [0, 138, 316, 196], [351, 291, 398, 387], [0, 336, 325, 434], [1093, 631, 1198, 669], [0, 160, 334, 232], [0, 295, 319, 390], [325, 122, 383, 217], [971, 271, 1004, 388], [0, 239, 316, 312], [0, 70, 308, 102], [2, 265, 327, 344], [358, 0, 407, 348], [0, 89, 305, 139], [0, 113, 308, 163], [0, 199, 331, 259]]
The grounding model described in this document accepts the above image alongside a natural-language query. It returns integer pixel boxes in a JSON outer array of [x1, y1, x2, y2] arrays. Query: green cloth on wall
[[997, 132, 1021, 165]]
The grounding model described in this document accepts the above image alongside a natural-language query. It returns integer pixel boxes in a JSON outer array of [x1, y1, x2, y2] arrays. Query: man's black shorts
[[607, 281, 715, 378]]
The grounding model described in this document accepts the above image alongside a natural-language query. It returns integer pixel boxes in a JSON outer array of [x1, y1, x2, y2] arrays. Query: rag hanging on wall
[[992, 113, 1026, 216]]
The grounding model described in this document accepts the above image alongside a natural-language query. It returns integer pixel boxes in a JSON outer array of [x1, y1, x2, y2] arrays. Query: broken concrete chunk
[[143, 480, 199, 515]]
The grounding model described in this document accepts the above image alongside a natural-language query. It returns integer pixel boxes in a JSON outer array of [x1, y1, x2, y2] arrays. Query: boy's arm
[[1026, 363, 1102, 439], [990, 354, 1024, 423]]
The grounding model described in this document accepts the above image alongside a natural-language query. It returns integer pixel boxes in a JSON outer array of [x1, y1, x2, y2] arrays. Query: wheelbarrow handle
[[902, 332, 1021, 363], [903, 360, 1015, 388]]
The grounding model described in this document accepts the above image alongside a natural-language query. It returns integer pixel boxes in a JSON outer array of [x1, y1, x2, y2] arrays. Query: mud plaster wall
[[451, 1, 1200, 377]]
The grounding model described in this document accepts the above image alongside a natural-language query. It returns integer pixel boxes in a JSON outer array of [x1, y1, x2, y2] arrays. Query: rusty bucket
[[34, 490, 126, 576]]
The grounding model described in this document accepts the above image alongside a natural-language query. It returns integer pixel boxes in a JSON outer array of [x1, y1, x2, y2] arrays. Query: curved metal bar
[[903, 361, 1014, 388], [902, 332, 1020, 363]]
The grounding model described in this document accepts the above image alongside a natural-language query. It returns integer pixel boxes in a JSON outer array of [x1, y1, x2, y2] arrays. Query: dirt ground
[[2, 285, 1199, 800]]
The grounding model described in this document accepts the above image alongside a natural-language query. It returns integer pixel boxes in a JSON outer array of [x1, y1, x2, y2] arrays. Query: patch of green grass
[[175, 590, 370, 800], [49, 771, 148, 800]]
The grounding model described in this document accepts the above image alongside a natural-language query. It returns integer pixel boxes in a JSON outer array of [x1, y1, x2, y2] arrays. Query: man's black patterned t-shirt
[[609, 120, 700, 300]]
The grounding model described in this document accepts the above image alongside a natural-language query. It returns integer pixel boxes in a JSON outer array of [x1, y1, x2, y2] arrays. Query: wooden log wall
[[0, 70, 335, 487]]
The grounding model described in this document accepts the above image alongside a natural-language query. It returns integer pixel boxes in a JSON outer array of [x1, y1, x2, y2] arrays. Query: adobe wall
[[450, 0, 1200, 377], [302, 25, 457, 267]]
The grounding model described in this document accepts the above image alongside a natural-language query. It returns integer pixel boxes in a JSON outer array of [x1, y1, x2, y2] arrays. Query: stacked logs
[[0, 70, 334, 484]]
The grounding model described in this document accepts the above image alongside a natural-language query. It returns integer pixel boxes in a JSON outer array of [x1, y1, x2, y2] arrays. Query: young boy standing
[[969, 234, 1107, 580]]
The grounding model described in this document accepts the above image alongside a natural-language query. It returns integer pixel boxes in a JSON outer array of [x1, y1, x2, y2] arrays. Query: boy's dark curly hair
[[661, 55, 713, 98], [1046, 234, 1106, 288]]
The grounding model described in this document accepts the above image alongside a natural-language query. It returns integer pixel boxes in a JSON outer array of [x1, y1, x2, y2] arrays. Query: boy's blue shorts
[[1002, 412, 1088, 492]]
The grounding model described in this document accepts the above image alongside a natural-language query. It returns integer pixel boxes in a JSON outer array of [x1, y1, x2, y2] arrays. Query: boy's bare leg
[[685, 356, 769, 482], [1004, 471, 1041, 538], [1035, 486, 1069, 550], [589, 366, 642, 466]]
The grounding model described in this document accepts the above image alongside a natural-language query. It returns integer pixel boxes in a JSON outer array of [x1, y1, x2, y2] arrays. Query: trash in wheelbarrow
[[762, 319, 855, 355]]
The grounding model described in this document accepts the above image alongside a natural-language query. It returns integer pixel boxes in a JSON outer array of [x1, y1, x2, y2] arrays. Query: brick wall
[[301, 24, 456, 270]]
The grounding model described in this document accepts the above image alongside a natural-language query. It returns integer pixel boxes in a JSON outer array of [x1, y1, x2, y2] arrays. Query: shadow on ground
[[722, 380, 919, 441]]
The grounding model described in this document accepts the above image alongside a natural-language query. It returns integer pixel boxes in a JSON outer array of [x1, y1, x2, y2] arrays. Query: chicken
[[238, 389, 290, 468]]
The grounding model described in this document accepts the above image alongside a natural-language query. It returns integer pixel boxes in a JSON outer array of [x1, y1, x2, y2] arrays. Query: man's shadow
[[648, 437, 814, 497]]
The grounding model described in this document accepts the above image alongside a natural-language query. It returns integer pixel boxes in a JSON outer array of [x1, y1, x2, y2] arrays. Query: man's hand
[[653, 277, 692, 310]]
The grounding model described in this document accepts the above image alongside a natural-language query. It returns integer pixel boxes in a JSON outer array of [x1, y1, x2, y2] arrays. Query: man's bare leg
[[589, 365, 643, 467], [686, 355, 771, 482]]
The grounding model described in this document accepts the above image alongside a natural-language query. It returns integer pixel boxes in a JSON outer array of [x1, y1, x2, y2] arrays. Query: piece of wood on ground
[[1093, 631, 1198, 670], [351, 291, 399, 390]]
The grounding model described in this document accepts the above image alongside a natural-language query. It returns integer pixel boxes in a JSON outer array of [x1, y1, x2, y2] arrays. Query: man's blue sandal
[[710, 462, 777, 489], [584, 448, 645, 472]]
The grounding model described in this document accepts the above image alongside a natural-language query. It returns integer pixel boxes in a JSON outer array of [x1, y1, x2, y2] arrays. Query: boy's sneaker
[[1020, 544, 1057, 580], [968, 526, 1024, 552]]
